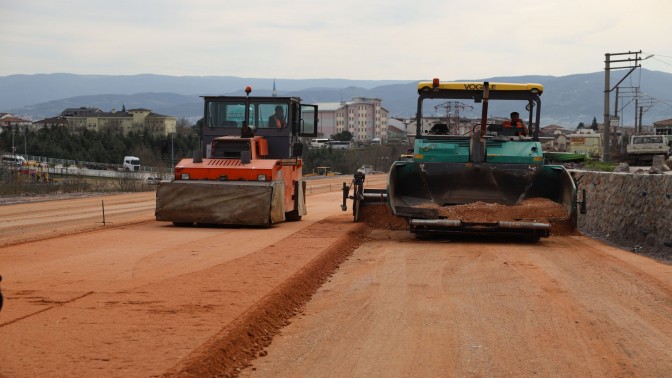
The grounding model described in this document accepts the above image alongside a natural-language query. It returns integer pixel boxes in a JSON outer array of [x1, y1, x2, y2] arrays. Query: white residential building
[[315, 97, 388, 143]]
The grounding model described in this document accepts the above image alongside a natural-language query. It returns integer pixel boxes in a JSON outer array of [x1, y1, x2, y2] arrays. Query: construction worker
[[268, 106, 286, 128], [501, 112, 529, 136]]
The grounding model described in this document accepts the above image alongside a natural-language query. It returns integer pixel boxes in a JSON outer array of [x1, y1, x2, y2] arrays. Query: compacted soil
[[1, 173, 671, 377], [242, 229, 672, 377], [0, 177, 373, 377]]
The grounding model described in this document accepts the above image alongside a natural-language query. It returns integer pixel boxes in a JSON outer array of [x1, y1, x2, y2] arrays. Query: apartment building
[[315, 97, 388, 143], [32, 116, 69, 130], [58, 107, 176, 137], [0, 113, 32, 134], [654, 118, 672, 136]]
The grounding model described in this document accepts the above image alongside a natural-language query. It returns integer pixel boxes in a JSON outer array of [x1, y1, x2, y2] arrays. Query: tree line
[[0, 121, 405, 175], [302, 144, 405, 175], [0, 122, 200, 168]]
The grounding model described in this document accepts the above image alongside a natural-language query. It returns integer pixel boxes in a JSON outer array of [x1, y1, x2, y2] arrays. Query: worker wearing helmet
[[501, 112, 529, 136]]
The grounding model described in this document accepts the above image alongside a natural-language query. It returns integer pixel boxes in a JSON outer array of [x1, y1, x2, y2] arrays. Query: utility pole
[[603, 50, 642, 161], [637, 98, 655, 134], [639, 106, 644, 133], [634, 97, 639, 134], [171, 132, 174, 169]]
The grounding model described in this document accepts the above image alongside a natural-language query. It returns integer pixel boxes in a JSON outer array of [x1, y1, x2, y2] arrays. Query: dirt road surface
[[242, 230, 672, 377], [0, 176, 373, 377], [2, 173, 671, 377]]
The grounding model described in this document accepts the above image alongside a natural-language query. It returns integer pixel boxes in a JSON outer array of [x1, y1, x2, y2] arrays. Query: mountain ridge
[[3, 71, 672, 127]]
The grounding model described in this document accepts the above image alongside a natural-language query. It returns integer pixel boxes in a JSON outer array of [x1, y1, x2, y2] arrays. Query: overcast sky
[[2, 0, 671, 80]]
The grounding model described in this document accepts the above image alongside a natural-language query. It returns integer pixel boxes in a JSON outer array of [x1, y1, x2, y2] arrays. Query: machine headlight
[[257, 174, 267, 181], [180, 173, 190, 180]]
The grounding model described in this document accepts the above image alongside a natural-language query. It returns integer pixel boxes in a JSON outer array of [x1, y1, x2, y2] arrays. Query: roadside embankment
[[573, 170, 672, 261]]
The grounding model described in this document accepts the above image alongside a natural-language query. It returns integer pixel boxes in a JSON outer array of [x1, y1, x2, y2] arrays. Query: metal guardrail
[[2, 152, 172, 175]]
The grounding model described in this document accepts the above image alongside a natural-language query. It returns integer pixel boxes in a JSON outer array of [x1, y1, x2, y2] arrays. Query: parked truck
[[626, 134, 670, 164], [123, 156, 141, 171]]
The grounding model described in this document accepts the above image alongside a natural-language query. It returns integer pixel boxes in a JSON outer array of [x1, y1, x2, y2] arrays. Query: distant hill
[[3, 71, 672, 127], [13, 92, 203, 121], [0, 74, 410, 110]]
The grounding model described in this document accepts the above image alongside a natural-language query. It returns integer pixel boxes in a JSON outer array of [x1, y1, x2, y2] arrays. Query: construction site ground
[[1, 174, 671, 377]]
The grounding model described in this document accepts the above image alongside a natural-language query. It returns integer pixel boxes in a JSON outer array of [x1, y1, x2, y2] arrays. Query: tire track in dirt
[[0, 291, 94, 328]]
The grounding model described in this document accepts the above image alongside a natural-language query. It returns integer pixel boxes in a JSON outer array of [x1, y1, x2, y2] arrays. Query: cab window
[[255, 103, 287, 129], [207, 102, 256, 129]]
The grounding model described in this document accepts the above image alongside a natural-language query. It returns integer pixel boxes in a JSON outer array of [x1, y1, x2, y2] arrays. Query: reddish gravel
[[360, 203, 409, 230], [360, 198, 577, 236], [432, 197, 568, 222]]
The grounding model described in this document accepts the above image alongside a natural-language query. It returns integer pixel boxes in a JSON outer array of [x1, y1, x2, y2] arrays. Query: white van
[[310, 138, 330, 148], [1, 154, 26, 167]]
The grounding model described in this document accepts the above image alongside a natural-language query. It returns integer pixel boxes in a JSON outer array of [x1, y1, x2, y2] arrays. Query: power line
[[640, 51, 672, 69], [637, 91, 672, 107], [651, 57, 672, 68]]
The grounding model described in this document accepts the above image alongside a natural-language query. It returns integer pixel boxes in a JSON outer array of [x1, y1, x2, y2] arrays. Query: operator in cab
[[501, 112, 529, 136], [268, 106, 286, 128]]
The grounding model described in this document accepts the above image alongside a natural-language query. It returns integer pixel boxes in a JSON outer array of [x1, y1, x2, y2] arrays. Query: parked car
[[145, 176, 162, 185]]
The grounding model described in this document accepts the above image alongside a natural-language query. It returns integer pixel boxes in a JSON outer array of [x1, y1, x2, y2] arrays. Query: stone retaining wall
[[573, 170, 672, 257]]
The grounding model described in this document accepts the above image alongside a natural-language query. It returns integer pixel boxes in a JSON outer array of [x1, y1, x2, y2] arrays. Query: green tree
[[331, 131, 353, 141], [590, 117, 598, 130]]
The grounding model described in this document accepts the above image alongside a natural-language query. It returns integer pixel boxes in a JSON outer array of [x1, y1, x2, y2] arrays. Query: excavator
[[155, 87, 318, 226], [343, 79, 585, 239]]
